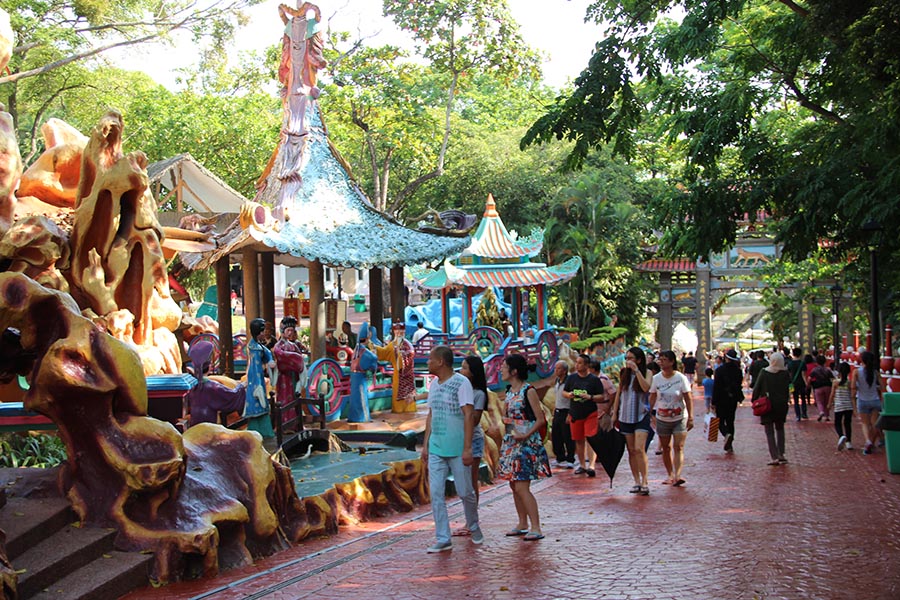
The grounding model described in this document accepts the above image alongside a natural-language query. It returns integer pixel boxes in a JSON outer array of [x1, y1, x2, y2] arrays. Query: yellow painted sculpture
[[0, 107, 183, 375], [373, 322, 418, 413], [0, 272, 426, 584]]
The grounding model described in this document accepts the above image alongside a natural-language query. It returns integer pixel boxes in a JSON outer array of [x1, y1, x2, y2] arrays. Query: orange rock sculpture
[[0, 272, 305, 583], [0, 108, 21, 235], [17, 119, 88, 207], [64, 111, 182, 374]]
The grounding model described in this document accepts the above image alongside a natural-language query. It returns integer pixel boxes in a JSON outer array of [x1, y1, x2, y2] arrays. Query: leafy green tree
[[522, 0, 900, 264], [542, 156, 652, 339], [2, 0, 258, 86], [2, 0, 262, 159], [322, 0, 540, 216]]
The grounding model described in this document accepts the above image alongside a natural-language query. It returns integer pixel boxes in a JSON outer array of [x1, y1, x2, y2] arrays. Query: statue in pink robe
[[273, 315, 307, 429]]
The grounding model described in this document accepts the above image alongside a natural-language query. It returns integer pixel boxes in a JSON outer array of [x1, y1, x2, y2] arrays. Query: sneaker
[[586, 468, 596, 478], [574, 466, 586, 475], [863, 443, 873, 455], [470, 528, 484, 545], [427, 541, 452, 553], [565, 461, 575, 469], [845, 442, 854, 450], [837, 435, 847, 451]]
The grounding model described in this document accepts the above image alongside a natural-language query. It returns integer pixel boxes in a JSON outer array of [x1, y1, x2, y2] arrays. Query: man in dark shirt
[[787, 347, 808, 420], [748, 350, 769, 389], [682, 352, 698, 385], [563, 354, 605, 477]]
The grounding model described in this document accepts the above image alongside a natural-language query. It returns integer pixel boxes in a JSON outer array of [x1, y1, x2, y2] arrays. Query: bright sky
[[112, 0, 601, 90]]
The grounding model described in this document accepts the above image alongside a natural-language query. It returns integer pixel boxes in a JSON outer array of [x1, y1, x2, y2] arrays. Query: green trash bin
[[881, 393, 900, 474]]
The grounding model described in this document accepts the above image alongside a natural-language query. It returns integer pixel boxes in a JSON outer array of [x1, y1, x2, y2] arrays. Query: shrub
[[0, 433, 68, 468]]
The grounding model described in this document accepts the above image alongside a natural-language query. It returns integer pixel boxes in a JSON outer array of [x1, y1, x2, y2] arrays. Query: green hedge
[[570, 327, 629, 352]]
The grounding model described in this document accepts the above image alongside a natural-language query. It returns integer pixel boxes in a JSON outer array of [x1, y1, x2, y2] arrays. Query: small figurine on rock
[[245, 317, 276, 438], [185, 340, 246, 428]]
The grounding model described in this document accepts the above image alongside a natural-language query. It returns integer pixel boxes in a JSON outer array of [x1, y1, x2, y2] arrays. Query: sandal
[[628, 485, 642, 493], [523, 532, 545, 541], [674, 478, 686, 487], [505, 528, 528, 537], [639, 486, 650, 496], [661, 478, 674, 485]]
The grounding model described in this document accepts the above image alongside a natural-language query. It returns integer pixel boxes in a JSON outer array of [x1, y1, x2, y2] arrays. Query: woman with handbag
[[751, 351, 791, 465]]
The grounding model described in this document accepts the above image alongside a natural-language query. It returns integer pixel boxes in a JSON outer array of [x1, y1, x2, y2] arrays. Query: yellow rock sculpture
[[17, 119, 88, 207]]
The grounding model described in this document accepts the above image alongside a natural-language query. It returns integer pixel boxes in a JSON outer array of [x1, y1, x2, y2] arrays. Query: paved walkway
[[126, 389, 900, 599]]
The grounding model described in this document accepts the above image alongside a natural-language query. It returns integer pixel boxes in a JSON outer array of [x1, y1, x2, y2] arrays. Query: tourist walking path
[[126, 388, 900, 599]]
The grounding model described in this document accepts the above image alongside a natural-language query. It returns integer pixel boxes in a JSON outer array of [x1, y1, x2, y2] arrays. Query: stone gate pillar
[[799, 300, 815, 352], [695, 266, 712, 368], [657, 272, 673, 351]]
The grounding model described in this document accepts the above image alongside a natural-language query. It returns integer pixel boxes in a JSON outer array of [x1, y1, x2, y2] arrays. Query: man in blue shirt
[[421, 346, 482, 552]]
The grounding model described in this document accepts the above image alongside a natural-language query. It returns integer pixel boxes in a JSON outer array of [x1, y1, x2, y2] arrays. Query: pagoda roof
[[181, 8, 469, 271], [412, 256, 582, 290], [466, 194, 542, 259]]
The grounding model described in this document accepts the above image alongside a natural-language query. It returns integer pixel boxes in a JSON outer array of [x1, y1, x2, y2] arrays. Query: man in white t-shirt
[[421, 345, 482, 552], [649, 350, 694, 487], [412, 321, 429, 345]]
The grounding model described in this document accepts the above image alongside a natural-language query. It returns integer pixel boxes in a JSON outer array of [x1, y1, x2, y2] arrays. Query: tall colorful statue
[[348, 322, 378, 422], [374, 322, 417, 413], [185, 340, 246, 428], [245, 317, 275, 438], [272, 315, 307, 428]]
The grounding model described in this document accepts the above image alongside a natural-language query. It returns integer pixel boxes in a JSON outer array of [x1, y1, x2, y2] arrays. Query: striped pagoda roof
[[466, 194, 543, 259], [412, 256, 582, 290], [635, 259, 696, 272]]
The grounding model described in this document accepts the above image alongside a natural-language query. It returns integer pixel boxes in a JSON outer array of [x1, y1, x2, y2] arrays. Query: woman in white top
[[850, 350, 884, 454], [648, 350, 694, 486], [828, 362, 854, 450]]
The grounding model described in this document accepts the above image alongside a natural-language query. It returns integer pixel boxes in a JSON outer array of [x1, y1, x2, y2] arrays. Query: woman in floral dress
[[498, 354, 551, 541]]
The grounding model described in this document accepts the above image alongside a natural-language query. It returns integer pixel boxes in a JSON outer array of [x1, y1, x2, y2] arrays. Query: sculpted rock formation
[[0, 108, 21, 235], [0, 273, 306, 583], [0, 108, 183, 374], [17, 119, 88, 207]]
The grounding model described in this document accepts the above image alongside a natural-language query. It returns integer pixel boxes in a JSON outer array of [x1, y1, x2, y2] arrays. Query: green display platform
[[290, 447, 420, 498]]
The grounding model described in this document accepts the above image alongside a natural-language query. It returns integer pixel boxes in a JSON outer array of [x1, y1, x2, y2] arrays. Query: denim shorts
[[472, 433, 485, 458], [857, 399, 882, 415], [656, 418, 687, 436], [618, 412, 652, 435]]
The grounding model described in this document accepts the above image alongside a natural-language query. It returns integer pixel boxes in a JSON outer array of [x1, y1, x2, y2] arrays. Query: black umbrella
[[587, 426, 627, 488]]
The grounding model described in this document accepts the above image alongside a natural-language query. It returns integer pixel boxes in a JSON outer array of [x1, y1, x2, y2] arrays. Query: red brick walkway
[[126, 389, 900, 599]]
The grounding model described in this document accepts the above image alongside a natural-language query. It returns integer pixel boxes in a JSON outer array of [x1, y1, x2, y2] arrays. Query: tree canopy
[[522, 0, 900, 263]]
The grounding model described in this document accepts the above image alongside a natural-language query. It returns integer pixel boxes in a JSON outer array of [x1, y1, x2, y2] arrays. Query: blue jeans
[[428, 453, 479, 544]]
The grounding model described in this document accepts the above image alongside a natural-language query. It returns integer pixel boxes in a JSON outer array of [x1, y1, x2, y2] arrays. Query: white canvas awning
[[147, 154, 247, 213]]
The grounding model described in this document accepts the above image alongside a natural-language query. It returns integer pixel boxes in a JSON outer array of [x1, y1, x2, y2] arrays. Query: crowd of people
[[421, 343, 888, 552]]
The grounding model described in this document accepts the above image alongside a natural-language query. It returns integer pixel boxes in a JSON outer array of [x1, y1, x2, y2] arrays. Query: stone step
[[0, 497, 74, 560], [29, 551, 153, 600], [15, 525, 116, 599]]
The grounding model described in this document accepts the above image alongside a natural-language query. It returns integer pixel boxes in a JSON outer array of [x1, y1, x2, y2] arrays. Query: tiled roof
[[466, 194, 542, 259], [635, 259, 696, 272], [413, 257, 582, 290]]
